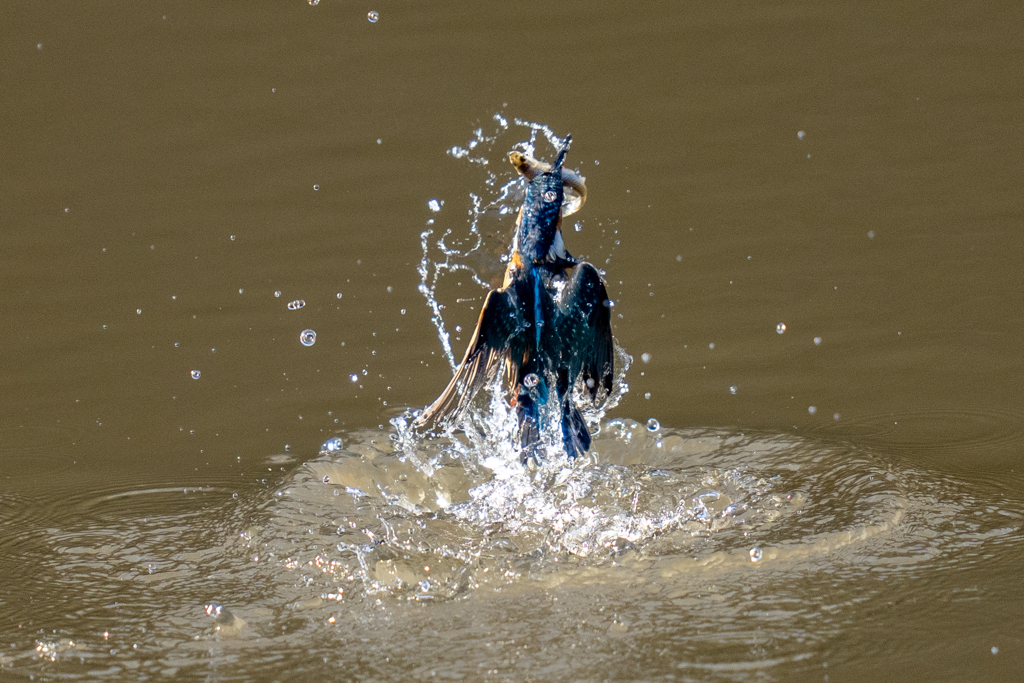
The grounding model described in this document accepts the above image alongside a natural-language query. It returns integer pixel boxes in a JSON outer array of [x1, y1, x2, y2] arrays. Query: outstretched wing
[[415, 288, 519, 432], [556, 262, 614, 398]]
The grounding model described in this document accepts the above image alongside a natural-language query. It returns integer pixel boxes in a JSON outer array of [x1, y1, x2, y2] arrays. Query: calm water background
[[2, 1, 1023, 681]]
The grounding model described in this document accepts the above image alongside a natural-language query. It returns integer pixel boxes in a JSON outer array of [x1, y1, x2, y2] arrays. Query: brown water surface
[[2, 1, 1023, 681]]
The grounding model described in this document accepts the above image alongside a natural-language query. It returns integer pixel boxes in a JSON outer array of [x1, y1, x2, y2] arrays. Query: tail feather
[[561, 401, 591, 459]]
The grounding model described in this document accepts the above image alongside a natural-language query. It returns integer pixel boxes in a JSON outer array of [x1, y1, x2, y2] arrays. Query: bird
[[415, 135, 614, 460]]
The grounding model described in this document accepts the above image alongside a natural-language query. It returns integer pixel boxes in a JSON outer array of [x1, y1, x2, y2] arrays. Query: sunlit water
[[3, 422, 1021, 680]]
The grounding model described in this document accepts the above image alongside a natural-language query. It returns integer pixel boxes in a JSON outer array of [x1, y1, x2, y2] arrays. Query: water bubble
[[749, 547, 763, 562], [136, 308, 142, 314], [308, 0, 319, 4], [797, 130, 806, 140], [574, 221, 583, 232], [287, 299, 306, 310], [191, 370, 201, 379], [336, 292, 343, 299], [833, 412, 841, 420], [367, 10, 379, 22], [644, 392, 651, 399], [319, 436, 342, 454], [37, 43, 43, 50], [313, 184, 319, 191], [808, 406, 817, 415], [776, 323, 787, 334], [523, 373, 539, 388], [230, 235, 236, 241], [586, 378, 596, 389], [274, 291, 281, 298], [646, 418, 660, 431], [400, 308, 406, 314], [300, 329, 316, 346], [350, 374, 358, 382], [64, 207, 70, 213], [386, 286, 393, 293], [708, 343, 715, 349], [640, 353, 651, 363], [814, 336, 822, 345], [542, 190, 557, 202], [729, 385, 737, 394], [867, 230, 875, 239], [427, 198, 443, 212]]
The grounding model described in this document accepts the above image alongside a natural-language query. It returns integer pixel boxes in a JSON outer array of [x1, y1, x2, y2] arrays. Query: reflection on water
[[3, 420, 1021, 679]]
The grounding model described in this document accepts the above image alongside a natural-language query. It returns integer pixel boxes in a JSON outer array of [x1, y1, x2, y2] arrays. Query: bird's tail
[[515, 391, 591, 462]]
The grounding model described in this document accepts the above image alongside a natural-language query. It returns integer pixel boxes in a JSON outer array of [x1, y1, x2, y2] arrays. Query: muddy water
[[3, 1, 1023, 681]]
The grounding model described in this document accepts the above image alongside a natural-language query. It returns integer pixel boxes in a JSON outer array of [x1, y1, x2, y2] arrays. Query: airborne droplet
[[300, 329, 316, 346]]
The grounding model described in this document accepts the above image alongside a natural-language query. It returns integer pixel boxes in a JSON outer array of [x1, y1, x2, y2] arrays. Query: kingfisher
[[416, 136, 614, 460]]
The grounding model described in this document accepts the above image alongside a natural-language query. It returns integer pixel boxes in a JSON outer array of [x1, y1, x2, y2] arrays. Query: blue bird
[[416, 136, 614, 460]]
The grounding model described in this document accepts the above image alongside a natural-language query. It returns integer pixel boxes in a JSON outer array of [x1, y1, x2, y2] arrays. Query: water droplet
[[749, 547, 763, 562], [308, 0, 319, 4], [797, 130, 806, 140], [191, 370, 201, 379], [641, 353, 651, 363], [400, 308, 406, 314], [808, 405, 817, 415], [300, 329, 316, 346], [776, 323, 787, 334], [427, 198, 443, 212], [64, 207, 70, 213], [646, 418, 660, 431], [543, 190, 557, 202], [708, 343, 715, 349], [274, 291, 281, 298], [313, 184, 319, 191], [574, 221, 583, 232], [833, 412, 841, 420], [287, 299, 306, 310], [867, 230, 875, 239], [37, 43, 43, 50], [350, 374, 358, 382], [814, 336, 822, 345], [586, 378, 596, 389], [644, 392, 651, 399], [336, 292, 343, 299], [230, 235, 236, 241], [367, 10, 379, 22], [136, 308, 142, 315], [318, 437, 343, 455], [523, 373, 539, 388], [729, 385, 737, 394], [386, 286, 393, 293]]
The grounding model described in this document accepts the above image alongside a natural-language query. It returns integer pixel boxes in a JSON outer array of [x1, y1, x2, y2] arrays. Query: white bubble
[[646, 418, 660, 431], [644, 392, 651, 399], [400, 309, 406, 315], [833, 413, 841, 420], [641, 353, 651, 363], [287, 299, 306, 310], [336, 292, 343, 299], [797, 130, 806, 140], [191, 370, 201, 379], [313, 184, 319, 191], [300, 329, 316, 346], [320, 436, 343, 453], [749, 547, 763, 562], [308, 0, 319, 4], [136, 308, 142, 314], [776, 323, 787, 334], [367, 10, 379, 22], [708, 343, 715, 349], [427, 198, 443, 212], [230, 234, 236, 241], [808, 405, 817, 415], [274, 291, 281, 298], [729, 385, 737, 394], [350, 374, 358, 382], [574, 221, 583, 232], [868, 230, 875, 239], [814, 336, 822, 345], [523, 373, 539, 388]]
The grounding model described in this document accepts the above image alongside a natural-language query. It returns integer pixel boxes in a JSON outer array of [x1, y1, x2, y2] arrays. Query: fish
[[416, 135, 614, 460]]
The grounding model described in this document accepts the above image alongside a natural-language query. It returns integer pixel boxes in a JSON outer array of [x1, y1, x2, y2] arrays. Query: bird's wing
[[415, 288, 519, 431], [557, 262, 614, 398]]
